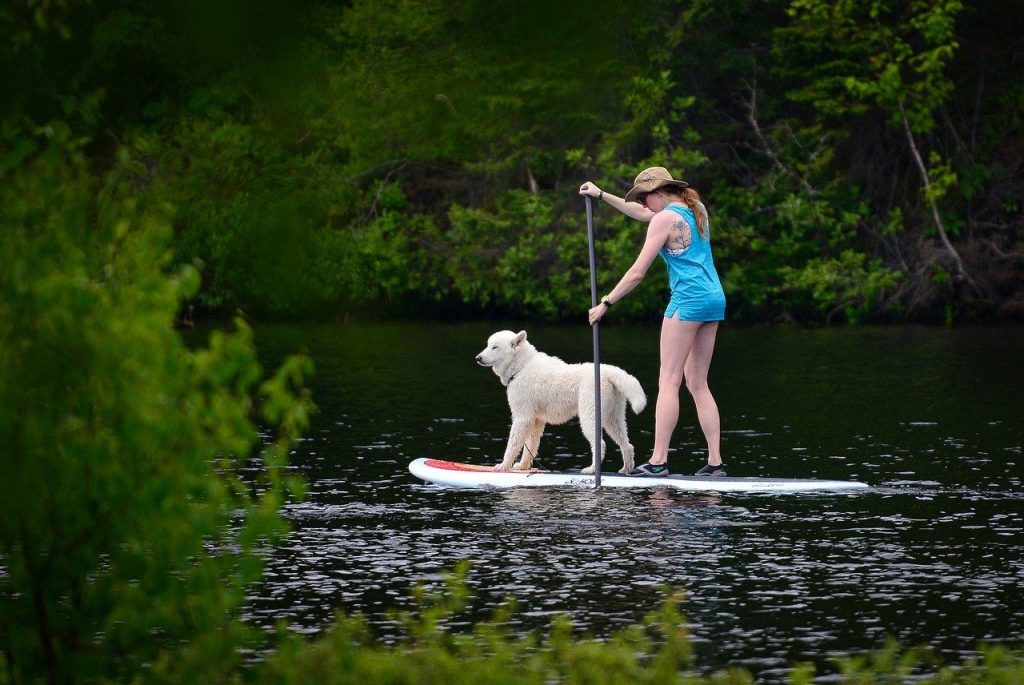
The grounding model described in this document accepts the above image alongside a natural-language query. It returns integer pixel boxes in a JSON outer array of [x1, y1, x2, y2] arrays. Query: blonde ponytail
[[682, 187, 708, 238]]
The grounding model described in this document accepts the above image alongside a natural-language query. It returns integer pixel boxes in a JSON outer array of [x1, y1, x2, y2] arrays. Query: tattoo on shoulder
[[669, 218, 692, 252]]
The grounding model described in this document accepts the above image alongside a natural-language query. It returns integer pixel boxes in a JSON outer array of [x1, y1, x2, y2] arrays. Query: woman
[[579, 167, 726, 477]]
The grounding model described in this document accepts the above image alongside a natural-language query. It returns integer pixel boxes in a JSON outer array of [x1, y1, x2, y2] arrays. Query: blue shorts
[[664, 290, 726, 322]]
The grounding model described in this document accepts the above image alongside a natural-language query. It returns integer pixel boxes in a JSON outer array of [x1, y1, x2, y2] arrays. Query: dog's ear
[[513, 330, 527, 347]]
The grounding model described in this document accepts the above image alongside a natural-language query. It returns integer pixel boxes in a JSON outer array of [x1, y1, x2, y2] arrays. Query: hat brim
[[624, 179, 689, 203]]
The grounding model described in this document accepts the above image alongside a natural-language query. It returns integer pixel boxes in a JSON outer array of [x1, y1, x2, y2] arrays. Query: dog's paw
[[511, 463, 531, 471], [580, 464, 595, 474], [491, 464, 511, 472]]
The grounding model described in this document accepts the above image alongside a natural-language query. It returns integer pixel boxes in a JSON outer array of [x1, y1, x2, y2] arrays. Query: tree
[[0, 132, 314, 684], [785, 0, 975, 291]]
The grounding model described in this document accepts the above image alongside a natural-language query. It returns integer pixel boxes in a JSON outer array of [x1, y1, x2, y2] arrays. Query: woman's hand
[[579, 181, 602, 198], [588, 301, 609, 326]]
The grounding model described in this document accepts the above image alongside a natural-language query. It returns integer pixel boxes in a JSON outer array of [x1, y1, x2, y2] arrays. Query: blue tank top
[[658, 204, 724, 301]]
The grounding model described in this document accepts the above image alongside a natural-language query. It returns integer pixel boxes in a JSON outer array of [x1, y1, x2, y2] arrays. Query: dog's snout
[[475, 354, 481, 362]]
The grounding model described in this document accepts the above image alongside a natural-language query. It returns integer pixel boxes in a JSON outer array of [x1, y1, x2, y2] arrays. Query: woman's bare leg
[[684, 322, 721, 466], [650, 317, 701, 464]]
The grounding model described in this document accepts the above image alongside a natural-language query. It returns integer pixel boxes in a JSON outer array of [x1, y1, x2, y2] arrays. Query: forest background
[[5, 0, 1022, 327]]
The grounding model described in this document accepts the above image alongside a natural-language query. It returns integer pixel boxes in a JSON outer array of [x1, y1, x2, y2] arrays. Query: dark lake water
[[225, 321, 1023, 680]]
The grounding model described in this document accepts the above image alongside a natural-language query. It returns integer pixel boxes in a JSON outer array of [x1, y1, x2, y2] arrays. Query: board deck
[[408, 458, 869, 493]]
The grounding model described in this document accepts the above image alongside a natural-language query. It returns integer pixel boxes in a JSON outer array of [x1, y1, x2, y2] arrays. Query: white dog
[[475, 330, 647, 473]]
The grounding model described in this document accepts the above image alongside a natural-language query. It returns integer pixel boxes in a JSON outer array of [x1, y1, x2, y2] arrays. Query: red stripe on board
[[423, 459, 491, 472], [423, 459, 547, 473]]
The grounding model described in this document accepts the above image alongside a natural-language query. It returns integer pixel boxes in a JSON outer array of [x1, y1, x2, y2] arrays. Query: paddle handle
[[586, 195, 602, 487]]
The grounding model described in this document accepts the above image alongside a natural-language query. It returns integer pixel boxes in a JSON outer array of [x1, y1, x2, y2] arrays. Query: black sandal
[[694, 463, 727, 477], [629, 462, 670, 477]]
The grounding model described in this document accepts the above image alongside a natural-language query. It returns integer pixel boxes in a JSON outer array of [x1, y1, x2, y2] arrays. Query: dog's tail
[[608, 368, 647, 414]]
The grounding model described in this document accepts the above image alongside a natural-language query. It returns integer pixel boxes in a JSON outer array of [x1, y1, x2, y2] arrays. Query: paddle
[[585, 195, 603, 487]]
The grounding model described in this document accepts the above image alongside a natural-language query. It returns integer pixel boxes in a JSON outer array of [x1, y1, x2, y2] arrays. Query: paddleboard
[[409, 458, 869, 493]]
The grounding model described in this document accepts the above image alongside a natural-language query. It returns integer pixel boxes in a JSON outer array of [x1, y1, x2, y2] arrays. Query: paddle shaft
[[585, 196, 602, 488]]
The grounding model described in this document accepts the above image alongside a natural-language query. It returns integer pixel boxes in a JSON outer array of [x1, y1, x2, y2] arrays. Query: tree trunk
[[897, 99, 973, 288]]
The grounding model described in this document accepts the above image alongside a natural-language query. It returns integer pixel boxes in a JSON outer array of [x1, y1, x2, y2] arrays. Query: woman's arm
[[588, 212, 672, 325], [579, 182, 654, 222]]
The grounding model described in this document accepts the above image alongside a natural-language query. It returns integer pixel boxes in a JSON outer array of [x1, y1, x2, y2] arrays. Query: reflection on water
[[231, 322, 1024, 681]]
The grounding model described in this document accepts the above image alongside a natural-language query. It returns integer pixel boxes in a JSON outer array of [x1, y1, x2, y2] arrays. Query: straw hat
[[623, 167, 689, 203]]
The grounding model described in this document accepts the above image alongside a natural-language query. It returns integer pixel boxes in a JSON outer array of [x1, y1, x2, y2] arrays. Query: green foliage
[[5, 0, 1023, 325], [784, 0, 962, 132], [146, 115, 340, 316], [835, 639, 1024, 683], [260, 562, 702, 685], [0, 135, 314, 683], [258, 565, 1022, 685], [836, 639, 938, 682], [780, 0, 981, 309], [925, 151, 958, 208], [299, 0, 635, 193], [780, 250, 900, 324], [445, 191, 575, 319], [347, 200, 444, 306]]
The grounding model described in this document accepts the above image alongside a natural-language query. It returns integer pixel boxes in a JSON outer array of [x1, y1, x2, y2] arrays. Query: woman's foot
[[629, 461, 670, 477], [695, 463, 727, 477]]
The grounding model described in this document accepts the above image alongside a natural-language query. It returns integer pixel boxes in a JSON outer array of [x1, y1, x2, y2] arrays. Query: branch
[[363, 162, 409, 220], [740, 74, 817, 195], [896, 99, 978, 292], [980, 238, 1023, 261]]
